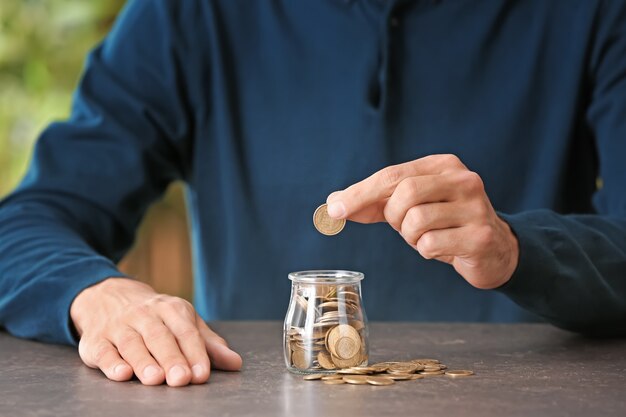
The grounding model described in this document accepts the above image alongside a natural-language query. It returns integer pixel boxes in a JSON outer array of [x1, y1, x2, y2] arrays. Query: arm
[[0, 0, 241, 386], [495, 1, 626, 335], [325, 3, 626, 336]]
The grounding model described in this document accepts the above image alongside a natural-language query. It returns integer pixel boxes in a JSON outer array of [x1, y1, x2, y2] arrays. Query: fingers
[[115, 327, 166, 385], [131, 316, 194, 387], [197, 316, 243, 371], [383, 174, 456, 230], [398, 202, 468, 246], [415, 227, 468, 260], [327, 197, 388, 224], [73, 276, 241, 387], [327, 154, 465, 221], [161, 307, 211, 384], [79, 338, 133, 382]]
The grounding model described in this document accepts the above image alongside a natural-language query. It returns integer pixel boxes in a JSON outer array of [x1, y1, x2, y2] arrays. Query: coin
[[388, 362, 419, 374], [299, 356, 475, 387], [445, 370, 474, 378], [323, 379, 346, 385], [386, 373, 415, 381], [317, 351, 336, 370], [303, 374, 326, 381], [343, 375, 369, 385], [313, 204, 346, 236], [366, 376, 395, 386], [286, 285, 367, 372], [292, 350, 311, 370], [420, 370, 445, 376]]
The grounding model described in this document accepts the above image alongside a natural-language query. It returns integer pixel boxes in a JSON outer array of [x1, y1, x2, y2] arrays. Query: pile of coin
[[313, 203, 346, 236], [301, 359, 474, 386], [285, 284, 367, 372]]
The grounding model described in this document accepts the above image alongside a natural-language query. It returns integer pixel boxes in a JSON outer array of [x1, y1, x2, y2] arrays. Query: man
[[1, 0, 625, 387]]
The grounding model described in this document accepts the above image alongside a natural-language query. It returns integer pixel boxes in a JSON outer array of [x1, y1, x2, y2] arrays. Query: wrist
[[497, 216, 520, 287], [70, 277, 134, 336]]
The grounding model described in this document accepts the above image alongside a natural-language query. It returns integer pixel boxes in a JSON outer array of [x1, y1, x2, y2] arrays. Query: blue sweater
[[1, 0, 625, 345]]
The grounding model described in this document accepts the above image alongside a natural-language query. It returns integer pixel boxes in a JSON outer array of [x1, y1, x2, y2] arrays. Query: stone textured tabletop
[[1, 321, 625, 417]]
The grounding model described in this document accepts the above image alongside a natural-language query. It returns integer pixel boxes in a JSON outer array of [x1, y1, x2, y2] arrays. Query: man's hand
[[326, 154, 519, 290], [70, 278, 242, 387]]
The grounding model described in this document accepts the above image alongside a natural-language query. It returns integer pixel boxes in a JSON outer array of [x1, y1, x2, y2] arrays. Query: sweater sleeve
[[496, 2, 626, 336], [0, 0, 194, 345]]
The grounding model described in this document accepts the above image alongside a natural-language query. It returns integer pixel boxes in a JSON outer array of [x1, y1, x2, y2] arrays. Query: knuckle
[[127, 304, 151, 320], [440, 153, 462, 167], [405, 206, 426, 229], [160, 354, 186, 367], [174, 326, 201, 340], [396, 177, 419, 200], [378, 165, 403, 187], [458, 171, 484, 194], [78, 338, 95, 364], [416, 232, 436, 258], [472, 199, 490, 219], [166, 297, 196, 318], [92, 341, 115, 364], [117, 331, 143, 349], [474, 225, 495, 249], [144, 325, 172, 342]]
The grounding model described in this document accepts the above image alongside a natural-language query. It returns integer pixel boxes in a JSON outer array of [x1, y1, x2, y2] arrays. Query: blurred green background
[[0, 0, 192, 299], [0, 0, 125, 195]]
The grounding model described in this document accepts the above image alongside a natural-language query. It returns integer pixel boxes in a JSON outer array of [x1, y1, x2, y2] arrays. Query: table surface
[[1, 321, 626, 417]]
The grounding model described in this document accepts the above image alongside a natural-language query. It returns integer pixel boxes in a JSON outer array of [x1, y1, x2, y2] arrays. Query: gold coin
[[337, 367, 370, 375], [350, 366, 376, 374], [313, 204, 346, 236], [292, 350, 311, 370], [420, 370, 445, 376], [323, 379, 346, 385], [321, 375, 343, 380], [445, 370, 474, 378], [303, 374, 326, 381], [388, 363, 419, 374], [331, 353, 363, 369], [386, 373, 415, 381], [334, 336, 360, 360], [327, 324, 360, 358], [318, 351, 337, 370], [366, 376, 395, 386], [370, 365, 389, 373], [342, 375, 369, 385]]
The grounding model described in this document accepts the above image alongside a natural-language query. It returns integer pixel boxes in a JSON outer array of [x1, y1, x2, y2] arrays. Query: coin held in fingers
[[313, 204, 346, 236]]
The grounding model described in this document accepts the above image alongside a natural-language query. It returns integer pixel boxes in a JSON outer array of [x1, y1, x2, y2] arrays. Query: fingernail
[[327, 201, 346, 218], [143, 365, 160, 379], [327, 191, 341, 202], [169, 365, 187, 381], [192, 364, 205, 380], [114, 364, 127, 375]]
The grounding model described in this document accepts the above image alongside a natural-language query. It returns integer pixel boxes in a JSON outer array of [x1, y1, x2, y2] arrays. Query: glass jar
[[283, 270, 369, 374]]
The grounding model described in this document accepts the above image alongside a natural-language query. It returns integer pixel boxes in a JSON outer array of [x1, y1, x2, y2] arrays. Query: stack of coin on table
[[285, 283, 369, 373], [302, 359, 474, 386]]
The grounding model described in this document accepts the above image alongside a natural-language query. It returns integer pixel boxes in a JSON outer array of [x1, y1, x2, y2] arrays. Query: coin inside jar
[[284, 271, 368, 374], [313, 204, 346, 236]]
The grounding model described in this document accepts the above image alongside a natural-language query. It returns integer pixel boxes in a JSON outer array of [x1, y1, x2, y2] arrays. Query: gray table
[[1, 322, 625, 417]]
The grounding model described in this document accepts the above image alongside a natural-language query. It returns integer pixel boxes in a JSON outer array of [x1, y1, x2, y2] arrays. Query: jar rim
[[288, 270, 364, 284]]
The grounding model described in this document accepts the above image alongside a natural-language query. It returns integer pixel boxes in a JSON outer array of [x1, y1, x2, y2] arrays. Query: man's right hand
[[70, 278, 242, 387]]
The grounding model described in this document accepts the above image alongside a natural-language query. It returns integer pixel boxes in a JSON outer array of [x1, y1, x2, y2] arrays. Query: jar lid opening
[[288, 270, 364, 284]]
